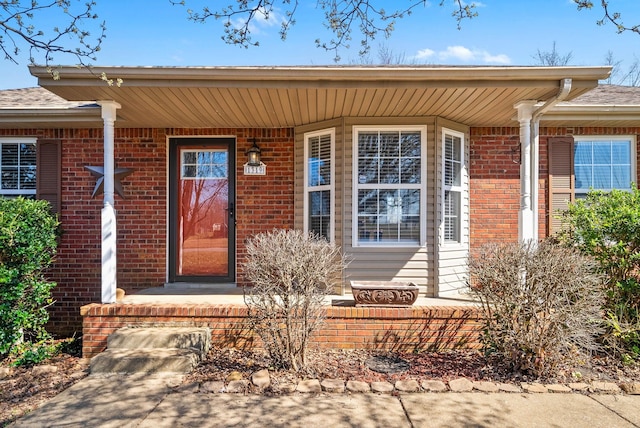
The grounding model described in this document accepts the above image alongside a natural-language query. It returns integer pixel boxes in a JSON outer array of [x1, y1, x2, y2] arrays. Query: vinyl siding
[[435, 119, 471, 297]]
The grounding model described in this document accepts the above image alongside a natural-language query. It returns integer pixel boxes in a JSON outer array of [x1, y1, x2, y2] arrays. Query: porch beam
[[98, 100, 121, 304]]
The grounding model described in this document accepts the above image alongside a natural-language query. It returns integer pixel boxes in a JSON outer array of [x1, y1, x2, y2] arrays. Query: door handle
[[227, 202, 234, 218]]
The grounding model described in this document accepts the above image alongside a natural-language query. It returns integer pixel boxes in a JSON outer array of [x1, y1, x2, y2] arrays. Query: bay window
[[353, 126, 426, 246]]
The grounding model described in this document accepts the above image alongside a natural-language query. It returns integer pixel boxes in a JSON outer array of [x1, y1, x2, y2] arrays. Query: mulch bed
[[2, 345, 639, 426], [184, 347, 640, 394]]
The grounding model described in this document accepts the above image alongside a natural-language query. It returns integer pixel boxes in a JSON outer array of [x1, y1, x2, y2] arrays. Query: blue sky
[[2, 0, 640, 89]]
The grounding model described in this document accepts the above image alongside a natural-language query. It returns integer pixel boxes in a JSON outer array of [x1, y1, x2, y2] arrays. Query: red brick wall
[[469, 127, 521, 249], [1, 127, 294, 336], [51, 128, 168, 336], [232, 128, 295, 285], [81, 303, 482, 358]]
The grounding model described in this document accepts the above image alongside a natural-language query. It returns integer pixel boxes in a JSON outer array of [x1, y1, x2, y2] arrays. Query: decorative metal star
[[84, 165, 135, 199]]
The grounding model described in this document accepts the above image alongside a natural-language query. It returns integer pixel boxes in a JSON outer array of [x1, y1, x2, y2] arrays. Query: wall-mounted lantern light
[[246, 139, 262, 166], [244, 138, 266, 175]]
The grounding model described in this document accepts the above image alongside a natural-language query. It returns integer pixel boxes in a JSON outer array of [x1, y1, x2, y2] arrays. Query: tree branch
[[0, 0, 106, 69], [173, 1, 479, 61], [574, 0, 640, 35]]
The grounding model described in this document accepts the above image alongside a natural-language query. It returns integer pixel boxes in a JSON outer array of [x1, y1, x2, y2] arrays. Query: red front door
[[169, 138, 235, 283]]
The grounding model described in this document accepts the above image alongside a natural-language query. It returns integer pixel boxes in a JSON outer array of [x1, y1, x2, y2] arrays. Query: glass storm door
[[169, 138, 235, 283]]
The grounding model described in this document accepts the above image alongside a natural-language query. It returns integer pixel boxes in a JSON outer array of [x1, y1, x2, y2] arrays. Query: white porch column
[[98, 101, 121, 304], [515, 100, 537, 243]]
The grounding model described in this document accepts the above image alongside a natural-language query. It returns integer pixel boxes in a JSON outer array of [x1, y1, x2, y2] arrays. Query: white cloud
[[411, 45, 511, 65], [439, 45, 476, 61], [481, 52, 511, 64], [414, 48, 435, 59]]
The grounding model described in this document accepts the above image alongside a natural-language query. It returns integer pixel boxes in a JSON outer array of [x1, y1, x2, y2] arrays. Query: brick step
[[90, 327, 211, 375], [90, 348, 201, 374], [107, 327, 211, 354]]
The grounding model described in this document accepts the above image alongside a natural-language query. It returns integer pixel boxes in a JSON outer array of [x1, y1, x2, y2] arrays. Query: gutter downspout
[[515, 78, 572, 242], [530, 78, 572, 241]]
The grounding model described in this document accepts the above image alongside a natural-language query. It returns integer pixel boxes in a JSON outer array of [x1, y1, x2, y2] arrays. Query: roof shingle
[[562, 84, 640, 105], [0, 87, 94, 109]]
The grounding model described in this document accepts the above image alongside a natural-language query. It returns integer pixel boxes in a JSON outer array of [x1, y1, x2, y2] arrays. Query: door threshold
[[164, 282, 239, 290]]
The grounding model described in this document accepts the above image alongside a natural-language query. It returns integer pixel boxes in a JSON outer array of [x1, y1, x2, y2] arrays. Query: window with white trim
[[548, 135, 636, 234], [353, 126, 426, 246], [443, 130, 464, 243], [0, 138, 36, 196], [304, 129, 334, 241], [574, 137, 633, 197]]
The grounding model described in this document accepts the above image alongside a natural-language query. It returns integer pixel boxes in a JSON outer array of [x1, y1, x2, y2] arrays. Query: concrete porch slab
[[118, 286, 479, 307]]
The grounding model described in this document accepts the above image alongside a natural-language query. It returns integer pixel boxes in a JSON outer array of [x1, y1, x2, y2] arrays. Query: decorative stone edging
[[177, 372, 640, 396]]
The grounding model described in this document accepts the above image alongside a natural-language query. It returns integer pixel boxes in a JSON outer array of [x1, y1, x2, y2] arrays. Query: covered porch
[[14, 65, 611, 338], [28, 65, 610, 308]]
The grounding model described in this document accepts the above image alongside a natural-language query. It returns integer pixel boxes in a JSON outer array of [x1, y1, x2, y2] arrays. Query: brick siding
[[1, 127, 294, 336], [469, 127, 522, 249], [3, 125, 639, 338]]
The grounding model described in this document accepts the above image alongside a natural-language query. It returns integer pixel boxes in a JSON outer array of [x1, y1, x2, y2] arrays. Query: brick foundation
[[81, 303, 482, 358]]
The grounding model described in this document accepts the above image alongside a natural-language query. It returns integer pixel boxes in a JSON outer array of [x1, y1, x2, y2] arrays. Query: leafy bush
[[559, 187, 640, 360], [469, 239, 605, 376], [0, 197, 59, 365], [9, 340, 64, 367], [242, 229, 347, 371]]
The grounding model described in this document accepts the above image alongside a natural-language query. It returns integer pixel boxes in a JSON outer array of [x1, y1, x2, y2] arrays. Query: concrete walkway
[[11, 375, 640, 428]]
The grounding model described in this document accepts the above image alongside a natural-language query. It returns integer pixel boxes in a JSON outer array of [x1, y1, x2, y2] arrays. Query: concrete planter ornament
[[350, 281, 419, 307]]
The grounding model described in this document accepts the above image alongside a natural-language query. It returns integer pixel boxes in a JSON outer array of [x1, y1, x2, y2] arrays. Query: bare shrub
[[242, 229, 347, 371], [469, 239, 605, 377]]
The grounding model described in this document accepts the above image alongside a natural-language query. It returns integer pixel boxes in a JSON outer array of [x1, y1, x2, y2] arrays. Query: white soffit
[[22, 65, 611, 128]]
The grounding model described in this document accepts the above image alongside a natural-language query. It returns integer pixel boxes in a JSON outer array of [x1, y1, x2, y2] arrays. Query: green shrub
[[242, 229, 347, 371], [469, 240, 605, 377], [9, 340, 64, 367], [0, 197, 59, 365], [559, 187, 640, 360]]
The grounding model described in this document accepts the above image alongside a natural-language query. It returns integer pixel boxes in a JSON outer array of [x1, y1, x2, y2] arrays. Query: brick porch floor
[[81, 287, 483, 358]]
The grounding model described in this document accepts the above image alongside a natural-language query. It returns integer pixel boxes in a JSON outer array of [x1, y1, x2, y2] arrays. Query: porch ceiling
[[29, 65, 610, 128]]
